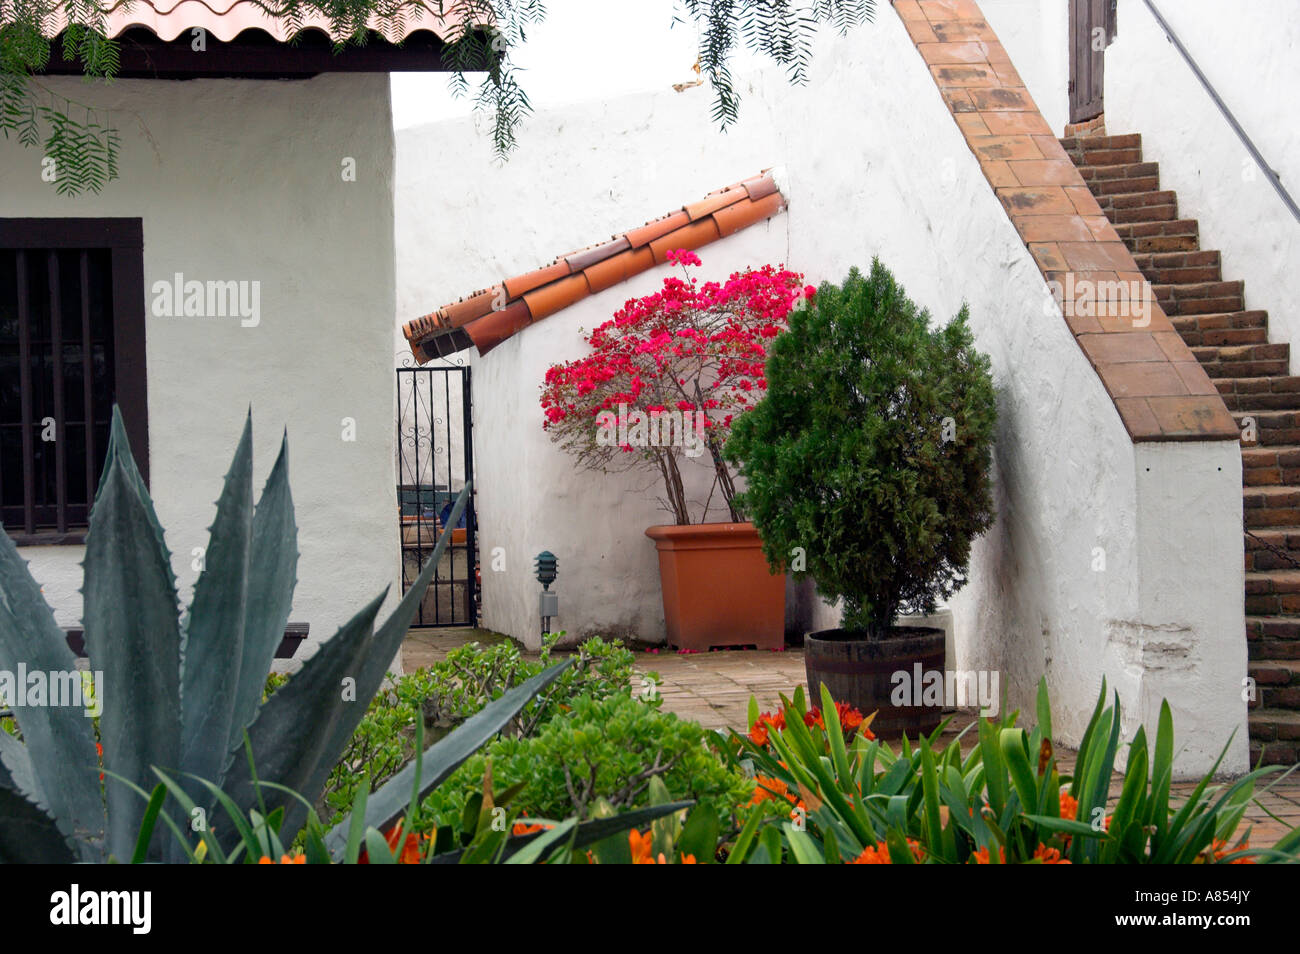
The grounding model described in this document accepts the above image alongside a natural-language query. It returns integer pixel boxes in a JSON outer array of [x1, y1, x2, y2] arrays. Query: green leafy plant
[[727, 259, 997, 636], [137, 673, 693, 863], [0, 406, 480, 862], [420, 692, 754, 846], [320, 633, 639, 822], [723, 680, 1300, 864]]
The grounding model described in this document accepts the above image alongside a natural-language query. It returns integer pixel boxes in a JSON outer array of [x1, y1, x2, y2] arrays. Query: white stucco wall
[[397, 10, 1245, 773], [982, 0, 1300, 370], [3, 74, 399, 653], [980, 0, 1069, 133], [1105, 0, 1300, 367]]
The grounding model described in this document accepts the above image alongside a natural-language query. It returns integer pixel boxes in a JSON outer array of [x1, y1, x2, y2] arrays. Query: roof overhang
[[40, 26, 457, 78], [36, 1, 487, 78]]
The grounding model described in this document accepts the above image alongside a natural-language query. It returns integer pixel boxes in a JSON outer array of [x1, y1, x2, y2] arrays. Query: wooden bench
[[62, 622, 309, 660]]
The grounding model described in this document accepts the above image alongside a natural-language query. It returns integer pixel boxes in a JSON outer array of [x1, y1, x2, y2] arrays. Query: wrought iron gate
[[397, 364, 478, 627]]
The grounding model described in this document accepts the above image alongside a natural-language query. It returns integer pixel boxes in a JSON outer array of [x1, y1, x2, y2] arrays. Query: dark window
[[0, 219, 147, 545]]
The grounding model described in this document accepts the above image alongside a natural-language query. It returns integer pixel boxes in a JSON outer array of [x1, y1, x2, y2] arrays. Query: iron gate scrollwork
[[396, 361, 477, 627]]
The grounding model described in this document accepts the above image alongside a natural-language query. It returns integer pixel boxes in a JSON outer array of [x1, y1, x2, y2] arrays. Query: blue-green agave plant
[[0, 407, 519, 862]]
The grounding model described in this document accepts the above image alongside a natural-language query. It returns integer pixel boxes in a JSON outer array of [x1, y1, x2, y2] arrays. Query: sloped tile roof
[[43, 0, 469, 43], [404, 170, 788, 361]]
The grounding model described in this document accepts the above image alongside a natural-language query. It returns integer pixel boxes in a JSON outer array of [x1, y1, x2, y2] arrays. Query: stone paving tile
[[403, 629, 1299, 850]]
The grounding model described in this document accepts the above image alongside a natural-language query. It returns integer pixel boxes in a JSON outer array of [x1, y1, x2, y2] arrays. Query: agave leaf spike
[[179, 411, 255, 813], [0, 508, 103, 859], [83, 407, 182, 861]]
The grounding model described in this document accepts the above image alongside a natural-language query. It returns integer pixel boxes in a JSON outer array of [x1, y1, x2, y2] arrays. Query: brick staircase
[[1062, 133, 1300, 766]]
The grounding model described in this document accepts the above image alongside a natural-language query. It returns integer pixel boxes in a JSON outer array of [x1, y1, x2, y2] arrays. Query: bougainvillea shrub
[[540, 250, 810, 524]]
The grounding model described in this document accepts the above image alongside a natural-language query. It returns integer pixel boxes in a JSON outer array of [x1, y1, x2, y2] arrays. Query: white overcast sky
[[391, 0, 763, 128]]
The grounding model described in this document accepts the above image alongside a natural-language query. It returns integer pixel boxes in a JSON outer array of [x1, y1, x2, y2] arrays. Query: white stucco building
[[1, 4, 476, 656], [392, 0, 1300, 775]]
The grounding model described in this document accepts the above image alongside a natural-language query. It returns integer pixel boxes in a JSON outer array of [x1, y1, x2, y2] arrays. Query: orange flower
[[1210, 839, 1256, 864], [258, 853, 305, 864], [750, 775, 789, 805], [749, 710, 785, 745], [95, 741, 104, 781], [629, 828, 655, 864], [850, 839, 923, 864], [679, 854, 697, 864], [1058, 792, 1078, 821], [358, 822, 428, 864], [1031, 843, 1070, 864], [803, 707, 824, 729], [513, 820, 545, 836], [849, 843, 891, 864]]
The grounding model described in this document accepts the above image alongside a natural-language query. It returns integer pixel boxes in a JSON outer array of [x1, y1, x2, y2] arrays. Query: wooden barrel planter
[[804, 627, 946, 738]]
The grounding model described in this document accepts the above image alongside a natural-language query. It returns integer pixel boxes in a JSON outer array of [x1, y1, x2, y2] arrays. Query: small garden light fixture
[[535, 550, 558, 637]]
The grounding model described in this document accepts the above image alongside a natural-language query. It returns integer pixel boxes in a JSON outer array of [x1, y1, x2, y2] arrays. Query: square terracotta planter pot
[[645, 521, 785, 651]]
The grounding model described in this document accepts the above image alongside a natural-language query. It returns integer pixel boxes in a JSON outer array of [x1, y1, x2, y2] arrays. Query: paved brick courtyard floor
[[404, 629, 1300, 849]]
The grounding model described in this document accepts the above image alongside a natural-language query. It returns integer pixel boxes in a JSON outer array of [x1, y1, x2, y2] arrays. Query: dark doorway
[[1069, 0, 1117, 124], [396, 364, 478, 627]]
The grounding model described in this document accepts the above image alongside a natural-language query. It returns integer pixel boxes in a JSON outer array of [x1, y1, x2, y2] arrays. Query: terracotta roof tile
[[714, 192, 785, 237], [743, 173, 780, 201], [564, 236, 632, 272], [523, 272, 592, 322], [625, 210, 691, 249], [648, 217, 721, 264], [684, 187, 749, 221], [440, 285, 503, 329], [585, 245, 657, 294], [404, 171, 788, 361], [503, 261, 572, 300], [43, 0, 472, 43], [462, 300, 533, 356]]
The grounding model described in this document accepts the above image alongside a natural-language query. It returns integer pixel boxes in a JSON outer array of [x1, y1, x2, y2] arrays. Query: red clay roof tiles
[[42, 0, 470, 43], [403, 171, 787, 359]]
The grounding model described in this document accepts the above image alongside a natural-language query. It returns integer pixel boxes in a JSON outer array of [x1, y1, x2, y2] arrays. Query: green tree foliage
[[726, 259, 997, 635]]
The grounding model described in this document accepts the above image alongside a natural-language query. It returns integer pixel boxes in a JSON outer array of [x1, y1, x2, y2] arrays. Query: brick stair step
[[1152, 279, 1244, 301], [1245, 567, 1300, 594], [1201, 357, 1290, 378], [1059, 133, 1142, 160], [1195, 342, 1289, 365], [1131, 250, 1219, 269], [1110, 203, 1178, 225], [1245, 527, 1300, 568], [1114, 219, 1200, 239], [1247, 615, 1300, 640], [1100, 189, 1176, 211], [1077, 161, 1159, 182], [1248, 708, 1300, 742], [1064, 147, 1144, 166], [1249, 740, 1298, 765], [1190, 326, 1269, 349], [1219, 377, 1300, 413], [1153, 281, 1245, 316], [1237, 408, 1300, 446], [1087, 175, 1162, 197], [1125, 233, 1201, 253], [1171, 310, 1266, 339], [1243, 445, 1300, 478], [1246, 615, 1300, 660], [1248, 658, 1300, 686]]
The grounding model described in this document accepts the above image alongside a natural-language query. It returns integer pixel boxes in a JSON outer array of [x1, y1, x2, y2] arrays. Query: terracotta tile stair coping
[[894, 0, 1237, 442], [402, 170, 787, 360]]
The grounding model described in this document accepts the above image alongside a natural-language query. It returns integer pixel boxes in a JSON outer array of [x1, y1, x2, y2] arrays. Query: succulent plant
[[0, 407, 481, 862]]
